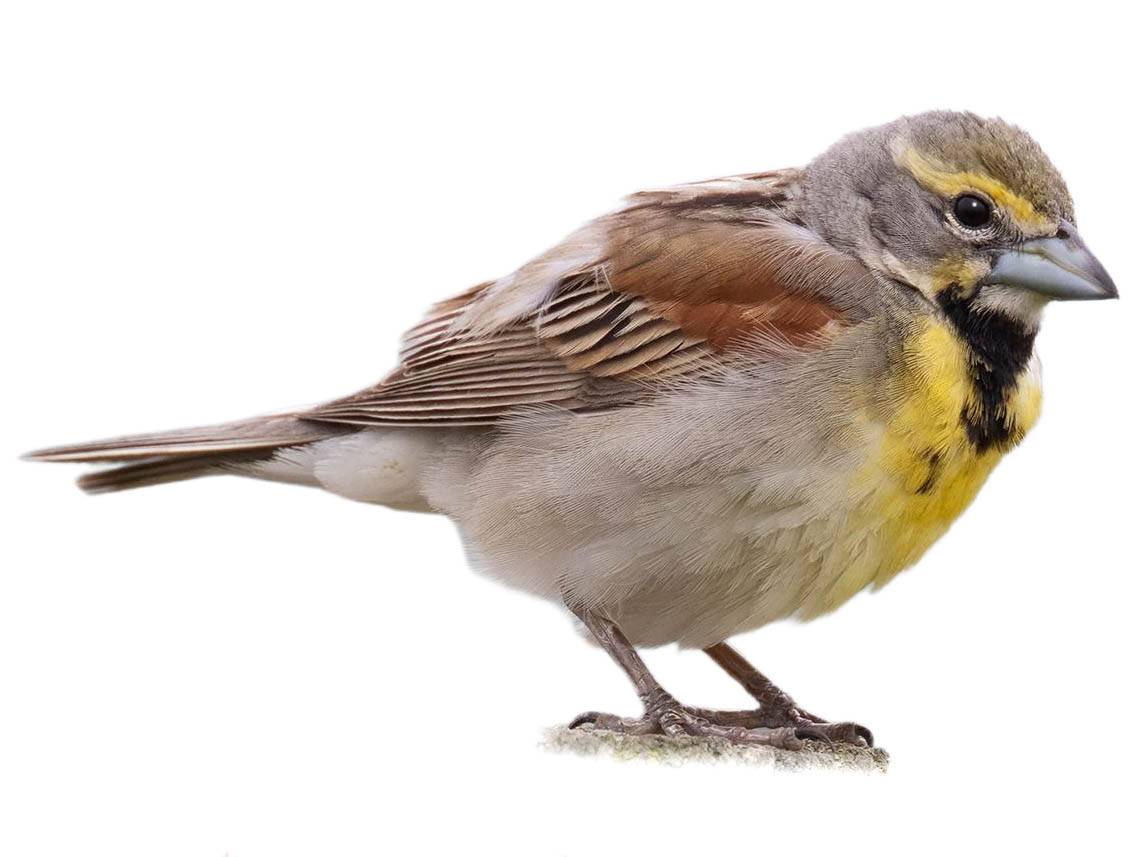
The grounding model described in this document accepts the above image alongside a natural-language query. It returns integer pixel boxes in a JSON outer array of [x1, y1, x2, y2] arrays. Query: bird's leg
[[565, 603, 809, 750], [702, 642, 822, 722], [694, 642, 874, 746]]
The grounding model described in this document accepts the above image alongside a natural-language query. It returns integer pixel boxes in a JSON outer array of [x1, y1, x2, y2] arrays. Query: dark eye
[[953, 194, 992, 229]]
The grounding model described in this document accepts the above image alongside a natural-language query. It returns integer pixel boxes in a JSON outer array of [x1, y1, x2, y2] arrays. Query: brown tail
[[25, 414, 340, 494]]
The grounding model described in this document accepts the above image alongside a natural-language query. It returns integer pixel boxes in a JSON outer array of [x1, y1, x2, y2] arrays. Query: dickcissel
[[30, 111, 1117, 750]]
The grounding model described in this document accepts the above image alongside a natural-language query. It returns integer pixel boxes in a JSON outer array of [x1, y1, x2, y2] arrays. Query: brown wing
[[302, 170, 875, 428]]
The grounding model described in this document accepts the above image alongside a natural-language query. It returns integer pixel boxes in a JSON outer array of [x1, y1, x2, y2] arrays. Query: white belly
[[413, 387, 869, 648]]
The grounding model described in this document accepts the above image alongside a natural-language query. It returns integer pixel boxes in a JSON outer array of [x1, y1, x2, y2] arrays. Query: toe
[[657, 708, 692, 738], [569, 711, 659, 735], [794, 721, 873, 747]]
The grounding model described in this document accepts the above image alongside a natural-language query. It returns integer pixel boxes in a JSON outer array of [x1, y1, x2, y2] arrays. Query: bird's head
[[800, 111, 1117, 328]]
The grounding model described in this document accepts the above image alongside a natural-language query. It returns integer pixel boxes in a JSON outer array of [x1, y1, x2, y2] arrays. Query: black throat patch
[[936, 287, 1038, 452]]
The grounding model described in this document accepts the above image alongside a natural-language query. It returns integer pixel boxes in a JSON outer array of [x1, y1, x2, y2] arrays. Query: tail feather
[[26, 415, 329, 463], [75, 454, 244, 494], [26, 414, 341, 494]]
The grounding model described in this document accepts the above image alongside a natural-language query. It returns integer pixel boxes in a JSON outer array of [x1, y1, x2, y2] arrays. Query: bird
[[27, 111, 1117, 750]]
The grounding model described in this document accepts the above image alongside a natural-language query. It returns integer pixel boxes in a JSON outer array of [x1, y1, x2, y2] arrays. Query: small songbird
[[28, 111, 1117, 750]]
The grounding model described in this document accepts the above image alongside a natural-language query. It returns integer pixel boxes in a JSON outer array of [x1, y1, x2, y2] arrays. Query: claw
[[569, 711, 602, 730], [569, 711, 657, 735], [764, 726, 806, 752], [795, 721, 873, 748], [794, 724, 834, 747]]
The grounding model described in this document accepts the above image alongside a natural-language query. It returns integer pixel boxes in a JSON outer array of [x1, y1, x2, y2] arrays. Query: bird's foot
[[694, 644, 874, 746], [685, 705, 873, 747], [568, 691, 857, 751]]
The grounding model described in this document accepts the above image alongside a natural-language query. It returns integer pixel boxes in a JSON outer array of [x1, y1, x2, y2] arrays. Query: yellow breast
[[805, 318, 1042, 617]]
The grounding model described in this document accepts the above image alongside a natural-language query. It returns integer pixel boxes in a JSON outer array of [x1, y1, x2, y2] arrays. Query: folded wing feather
[[304, 170, 873, 428], [26, 171, 877, 493]]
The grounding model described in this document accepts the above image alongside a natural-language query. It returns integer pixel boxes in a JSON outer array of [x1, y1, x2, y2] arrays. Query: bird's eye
[[953, 194, 992, 229]]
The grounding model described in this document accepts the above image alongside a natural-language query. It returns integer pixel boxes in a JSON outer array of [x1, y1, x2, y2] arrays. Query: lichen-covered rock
[[543, 725, 889, 772]]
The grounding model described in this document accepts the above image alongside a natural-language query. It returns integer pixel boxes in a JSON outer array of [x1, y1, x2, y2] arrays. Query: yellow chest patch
[[806, 318, 1042, 617]]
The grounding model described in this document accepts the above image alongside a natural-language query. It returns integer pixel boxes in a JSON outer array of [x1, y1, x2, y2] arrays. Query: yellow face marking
[[931, 253, 991, 297], [896, 145, 1053, 233], [800, 318, 1042, 618], [932, 254, 988, 286], [876, 252, 991, 301]]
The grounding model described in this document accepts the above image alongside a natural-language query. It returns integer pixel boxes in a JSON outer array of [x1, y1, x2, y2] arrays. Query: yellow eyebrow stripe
[[896, 146, 1051, 231]]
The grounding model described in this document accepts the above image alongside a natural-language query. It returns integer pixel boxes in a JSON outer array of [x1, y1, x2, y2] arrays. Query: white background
[[2, 2, 1140, 855]]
